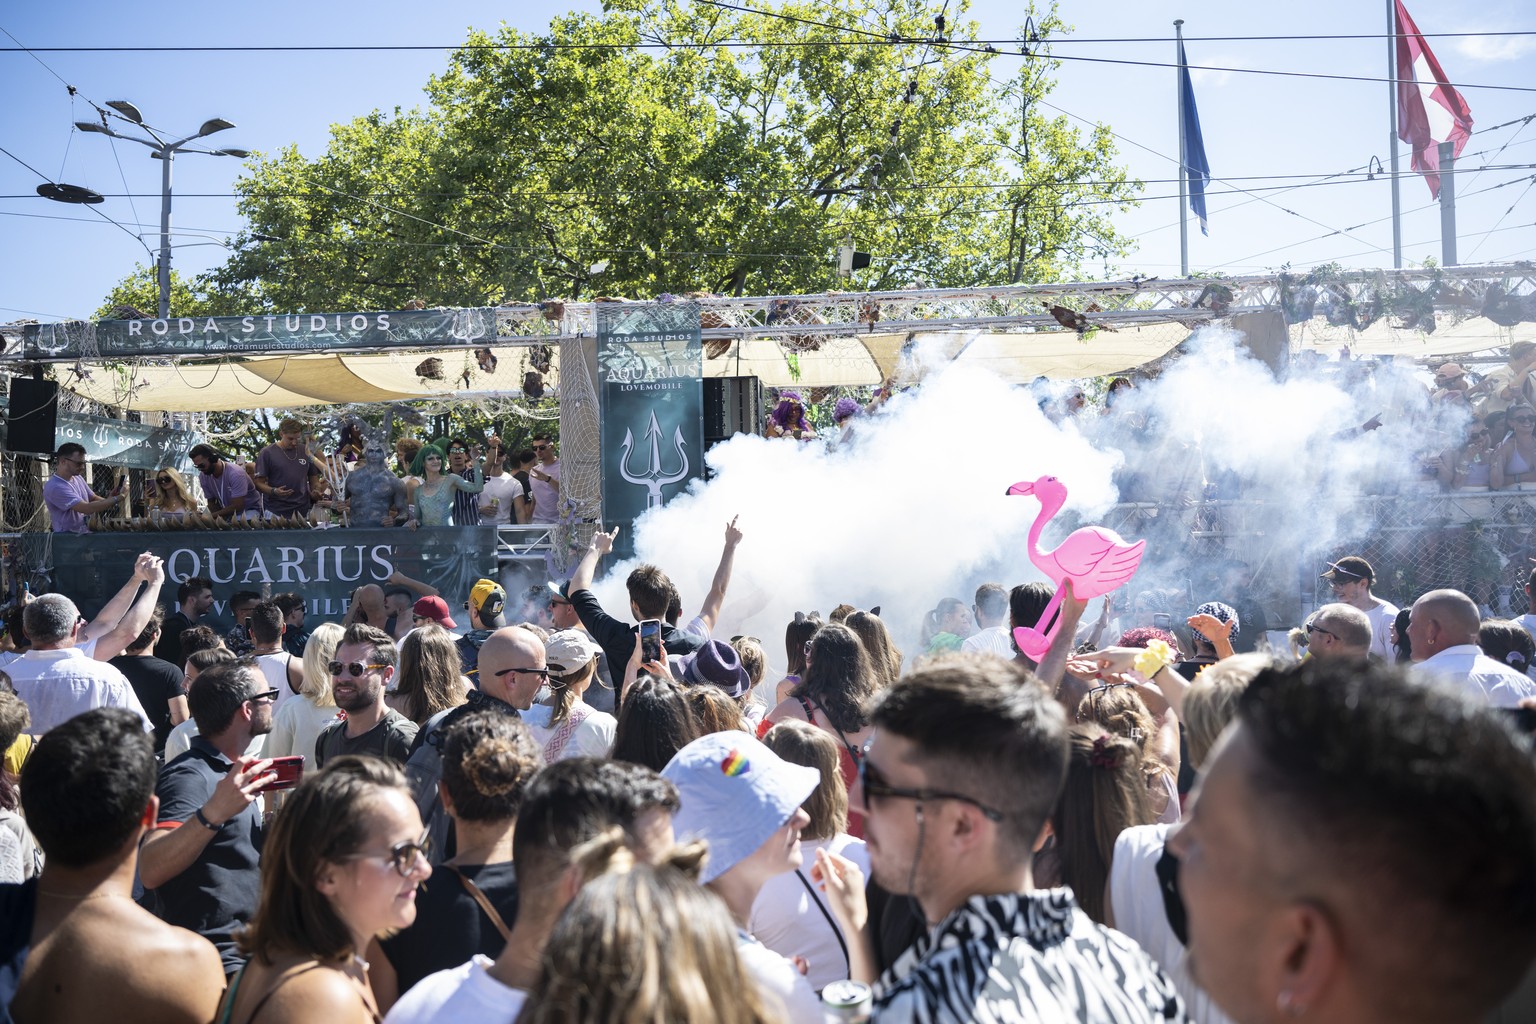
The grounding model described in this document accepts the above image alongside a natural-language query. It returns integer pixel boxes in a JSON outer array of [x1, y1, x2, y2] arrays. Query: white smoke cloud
[[589, 324, 1463, 671]]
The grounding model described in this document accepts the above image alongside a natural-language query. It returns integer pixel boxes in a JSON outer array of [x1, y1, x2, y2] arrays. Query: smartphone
[[639, 618, 662, 663], [260, 755, 305, 793]]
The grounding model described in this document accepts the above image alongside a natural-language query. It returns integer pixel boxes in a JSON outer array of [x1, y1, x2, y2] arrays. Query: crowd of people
[[0, 511, 1534, 1024], [44, 419, 563, 532]]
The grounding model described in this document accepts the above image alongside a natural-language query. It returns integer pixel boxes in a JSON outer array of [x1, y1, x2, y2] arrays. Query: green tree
[[182, 0, 1135, 312], [92, 265, 256, 320]]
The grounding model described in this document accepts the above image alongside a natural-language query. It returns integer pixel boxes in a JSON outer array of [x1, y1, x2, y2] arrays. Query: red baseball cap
[[412, 595, 457, 629]]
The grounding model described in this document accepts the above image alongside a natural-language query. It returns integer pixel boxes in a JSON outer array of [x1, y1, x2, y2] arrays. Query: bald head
[[352, 584, 387, 623], [1408, 589, 1481, 662], [1309, 603, 1373, 659], [477, 626, 548, 709]]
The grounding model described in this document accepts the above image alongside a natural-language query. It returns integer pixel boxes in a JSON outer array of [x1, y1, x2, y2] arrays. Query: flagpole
[[1176, 19, 1189, 278], [1387, 0, 1402, 268]]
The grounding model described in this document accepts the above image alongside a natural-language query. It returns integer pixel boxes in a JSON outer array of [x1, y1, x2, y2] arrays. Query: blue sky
[[3, 0, 1534, 323]]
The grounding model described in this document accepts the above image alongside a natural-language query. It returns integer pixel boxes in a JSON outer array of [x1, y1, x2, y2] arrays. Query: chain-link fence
[[1316, 490, 1536, 618], [1096, 490, 1536, 634]]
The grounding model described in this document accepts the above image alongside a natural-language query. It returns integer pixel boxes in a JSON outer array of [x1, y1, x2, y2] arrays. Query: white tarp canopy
[[56, 313, 1531, 413], [62, 325, 1196, 412]]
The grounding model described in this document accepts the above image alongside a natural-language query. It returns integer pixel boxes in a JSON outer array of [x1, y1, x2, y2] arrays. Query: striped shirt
[[873, 889, 1185, 1024], [453, 466, 482, 526]]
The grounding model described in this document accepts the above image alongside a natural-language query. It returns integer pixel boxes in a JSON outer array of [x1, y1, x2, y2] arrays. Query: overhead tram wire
[[5, 19, 1536, 93], [1210, 172, 1536, 269], [687, 0, 1442, 268], [1128, 118, 1536, 242], [9, 161, 1536, 204], [691, 1, 1536, 94], [1462, 179, 1536, 261], [8, 27, 1536, 51], [0, 144, 155, 261]]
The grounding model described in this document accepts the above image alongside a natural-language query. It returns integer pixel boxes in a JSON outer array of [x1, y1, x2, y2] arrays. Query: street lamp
[[72, 103, 249, 319]]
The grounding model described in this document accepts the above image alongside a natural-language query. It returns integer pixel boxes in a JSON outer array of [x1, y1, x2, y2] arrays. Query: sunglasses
[[328, 661, 388, 678], [156, 476, 172, 485], [340, 827, 432, 878], [1514, 417, 1536, 425], [492, 665, 550, 680], [1304, 622, 1338, 640], [244, 688, 280, 704], [858, 751, 1005, 822], [549, 598, 571, 609], [448, 447, 468, 454], [533, 444, 552, 451], [731, 635, 762, 644]]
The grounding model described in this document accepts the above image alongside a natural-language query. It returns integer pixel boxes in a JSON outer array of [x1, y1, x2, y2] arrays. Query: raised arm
[[81, 553, 155, 647], [387, 568, 438, 599], [1035, 581, 1090, 714], [90, 556, 168, 662], [694, 516, 744, 634], [570, 526, 618, 596]]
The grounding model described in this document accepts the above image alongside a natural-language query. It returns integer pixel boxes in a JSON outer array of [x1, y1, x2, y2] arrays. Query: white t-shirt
[[1362, 598, 1399, 660], [264, 696, 341, 761], [748, 834, 870, 992], [1515, 613, 1536, 642], [520, 701, 616, 761], [736, 931, 825, 1023], [960, 625, 1014, 659], [479, 474, 520, 526], [383, 955, 526, 1024], [1110, 824, 1234, 1024]]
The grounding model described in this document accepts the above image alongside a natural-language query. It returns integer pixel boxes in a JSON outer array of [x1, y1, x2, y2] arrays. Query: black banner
[[23, 526, 498, 620], [17, 308, 499, 360], [597, 302, 704, 557]]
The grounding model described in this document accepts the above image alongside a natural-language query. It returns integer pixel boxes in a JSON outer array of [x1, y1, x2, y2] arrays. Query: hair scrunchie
[[1089, 733, 1120, 770]]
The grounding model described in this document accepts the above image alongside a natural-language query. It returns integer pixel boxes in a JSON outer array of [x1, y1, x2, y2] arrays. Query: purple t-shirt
[[43, 473, 91, 533], [254, 445, 317, 516], [199, 463, 255, 517]]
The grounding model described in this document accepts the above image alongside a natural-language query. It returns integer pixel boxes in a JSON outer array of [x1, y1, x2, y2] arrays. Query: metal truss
[[6, 262, 1532, 358], [482, 261, 1536, 345]]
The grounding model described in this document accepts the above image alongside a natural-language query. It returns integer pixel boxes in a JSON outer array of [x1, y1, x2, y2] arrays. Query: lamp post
[[73, 101, 248, 319]]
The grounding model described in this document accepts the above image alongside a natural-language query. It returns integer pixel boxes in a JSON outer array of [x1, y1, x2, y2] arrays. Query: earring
[[1276, 990, 1305, 1017]]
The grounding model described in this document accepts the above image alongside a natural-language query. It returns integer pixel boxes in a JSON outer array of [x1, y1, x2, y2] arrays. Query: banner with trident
[[596, 300, 705, 559]]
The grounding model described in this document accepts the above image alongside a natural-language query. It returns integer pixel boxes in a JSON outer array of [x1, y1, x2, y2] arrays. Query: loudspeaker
[[703, 376, 763, 444], [6, 378, 58, 455]]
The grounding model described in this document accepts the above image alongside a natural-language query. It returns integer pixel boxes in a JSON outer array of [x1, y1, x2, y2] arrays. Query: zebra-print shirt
[[872, 889, 1185, 1024]]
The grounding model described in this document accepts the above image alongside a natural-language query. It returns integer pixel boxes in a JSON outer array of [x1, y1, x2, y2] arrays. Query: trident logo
[[619, 411, 690, 509]]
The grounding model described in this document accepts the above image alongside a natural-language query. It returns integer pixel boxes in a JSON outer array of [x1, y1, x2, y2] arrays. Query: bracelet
[[1133, 639, 1175, 680], [194, 806, 225, 831]]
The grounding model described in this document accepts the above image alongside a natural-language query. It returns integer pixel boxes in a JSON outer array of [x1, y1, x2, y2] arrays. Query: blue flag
[[1178, 38, 1211, 235]]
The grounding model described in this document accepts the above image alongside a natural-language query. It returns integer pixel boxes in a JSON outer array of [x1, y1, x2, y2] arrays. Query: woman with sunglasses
[[217, 756, 431, 1024], [1433, 416, 1496, 490], [148, 466, 198, 521], [407, 448, 483, 527], [1492, 405, 1536, 489]]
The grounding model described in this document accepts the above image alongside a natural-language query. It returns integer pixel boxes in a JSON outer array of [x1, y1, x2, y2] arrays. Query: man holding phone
[[44, 442, 123, 533], [566, 526, 706, 702], [138, 661, 276, 975]]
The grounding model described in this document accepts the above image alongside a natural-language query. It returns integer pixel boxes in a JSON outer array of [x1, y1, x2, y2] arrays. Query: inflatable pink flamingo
[[1006, 475, 1146, 660]]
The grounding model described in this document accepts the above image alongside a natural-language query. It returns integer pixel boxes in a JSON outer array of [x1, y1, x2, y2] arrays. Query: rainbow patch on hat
[[720, 749, 750, 776]]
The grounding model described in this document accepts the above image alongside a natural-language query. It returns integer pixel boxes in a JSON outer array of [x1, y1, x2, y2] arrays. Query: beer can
[[821, 980, 872, 1022]]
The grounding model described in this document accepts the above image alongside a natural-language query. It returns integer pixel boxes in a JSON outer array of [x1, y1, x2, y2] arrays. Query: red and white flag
[[1395, 0, 1474, 198]]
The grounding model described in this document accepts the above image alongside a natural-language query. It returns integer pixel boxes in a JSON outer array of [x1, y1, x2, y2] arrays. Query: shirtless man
[[1, 707, 224, 1022]]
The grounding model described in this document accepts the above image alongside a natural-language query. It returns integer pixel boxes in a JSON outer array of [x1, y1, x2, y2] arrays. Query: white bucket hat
[[544, 629, 601, 675], [662, 731, 820, 885]]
